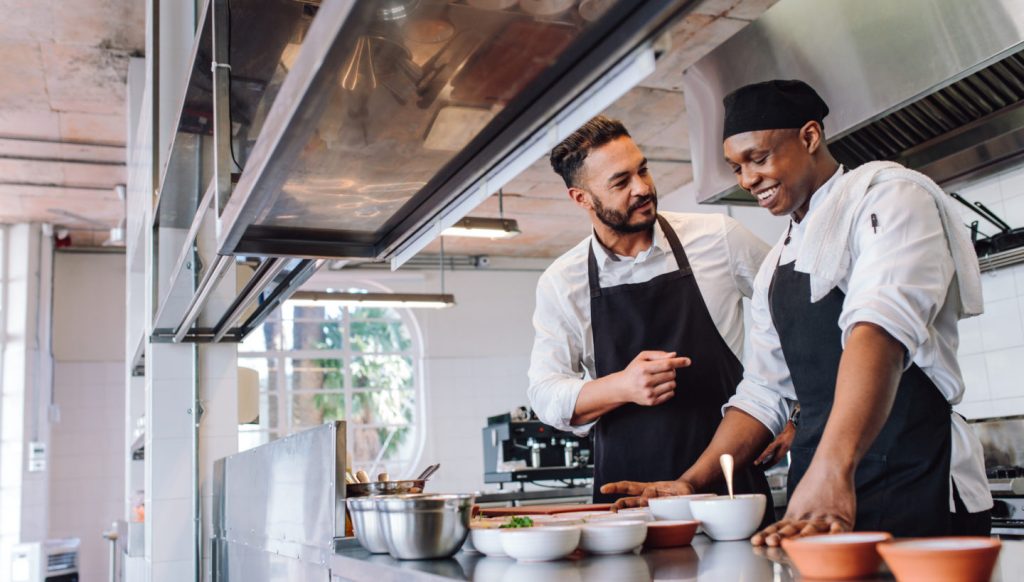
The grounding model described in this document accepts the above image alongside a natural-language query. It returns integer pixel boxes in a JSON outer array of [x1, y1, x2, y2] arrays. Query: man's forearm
[[679, 407, 774, 491], [571, 374, 624, 425], [810, 322, 904, 477]]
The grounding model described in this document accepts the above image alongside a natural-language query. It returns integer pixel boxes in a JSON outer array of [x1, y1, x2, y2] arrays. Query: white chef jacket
[[725, 168, 993, 513], [528, 211, 770, 436]]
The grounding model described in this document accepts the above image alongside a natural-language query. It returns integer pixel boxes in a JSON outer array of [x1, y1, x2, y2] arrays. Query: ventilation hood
[[683, 0, 1024, 204]]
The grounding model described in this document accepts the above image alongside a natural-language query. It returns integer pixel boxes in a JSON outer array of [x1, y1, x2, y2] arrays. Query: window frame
[[238, 294, 427, 479]]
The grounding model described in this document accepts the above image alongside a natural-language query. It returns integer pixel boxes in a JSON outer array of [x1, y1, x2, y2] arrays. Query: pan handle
[[949, 192, 1010, 233], [974, 201, 1013, 232]]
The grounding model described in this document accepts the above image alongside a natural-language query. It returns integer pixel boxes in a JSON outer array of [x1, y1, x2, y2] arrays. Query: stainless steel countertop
[[331, 535, 1024, 581]]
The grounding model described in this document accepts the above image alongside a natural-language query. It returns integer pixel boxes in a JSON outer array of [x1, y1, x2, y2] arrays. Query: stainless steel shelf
[[979, 246, 1024, 272], [151, 0, 322, 343]]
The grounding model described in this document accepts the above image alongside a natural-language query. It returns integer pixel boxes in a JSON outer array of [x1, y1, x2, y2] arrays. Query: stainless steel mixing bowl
[[375, 493, 475, 559], [346, 496, 390, 554]]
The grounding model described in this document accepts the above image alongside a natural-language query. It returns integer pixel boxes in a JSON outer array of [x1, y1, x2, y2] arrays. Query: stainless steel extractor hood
[[213, 0, 700, 266], [683, 0, 1024, 205]]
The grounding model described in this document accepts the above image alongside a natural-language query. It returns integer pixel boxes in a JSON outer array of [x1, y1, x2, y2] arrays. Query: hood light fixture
[[292, 237, 456, 309], [442, 216, 521, 238], [443, 189, 521, 239], [290, 291, 454, 309]]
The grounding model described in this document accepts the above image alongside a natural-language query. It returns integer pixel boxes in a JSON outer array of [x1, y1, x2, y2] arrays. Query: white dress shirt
[[528, 212, 770, 436], [726, 168, 993, 513]]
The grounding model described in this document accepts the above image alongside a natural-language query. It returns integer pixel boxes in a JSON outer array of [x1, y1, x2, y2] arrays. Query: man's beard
[[591, 191, 658, 234]]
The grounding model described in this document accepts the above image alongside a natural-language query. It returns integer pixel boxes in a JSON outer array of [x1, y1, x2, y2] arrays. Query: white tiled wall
[[423, 355, 535, 493], [948, 164, 1024, 419], [49, 252, 127, 582], [49, 361, 125, 581]]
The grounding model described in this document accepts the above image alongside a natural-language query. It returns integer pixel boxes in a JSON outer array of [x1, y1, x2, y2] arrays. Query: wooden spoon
[[720, 453, 735, 499]]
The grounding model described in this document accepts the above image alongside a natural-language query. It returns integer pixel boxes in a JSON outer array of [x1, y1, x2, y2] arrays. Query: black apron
[[769, 258, 953, 536], [590, 215, 772, 517]]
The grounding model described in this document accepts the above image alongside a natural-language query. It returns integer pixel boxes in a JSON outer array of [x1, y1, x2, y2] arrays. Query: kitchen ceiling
[[0, 0, 142, 242], [0, 0, 774, 255]]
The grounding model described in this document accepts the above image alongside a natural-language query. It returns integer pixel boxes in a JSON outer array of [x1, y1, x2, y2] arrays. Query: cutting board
[[478, 503, 612, 517]]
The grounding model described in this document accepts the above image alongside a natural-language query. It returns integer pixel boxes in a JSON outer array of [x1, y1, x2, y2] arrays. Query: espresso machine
[[481, 408, 593, 485]]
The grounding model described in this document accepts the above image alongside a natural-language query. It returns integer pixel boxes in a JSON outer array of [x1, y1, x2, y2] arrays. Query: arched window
[[238, 292, 425, 479]]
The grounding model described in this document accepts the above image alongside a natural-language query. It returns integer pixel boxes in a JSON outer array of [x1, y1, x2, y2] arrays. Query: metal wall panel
[[214, 422, 345, 581]]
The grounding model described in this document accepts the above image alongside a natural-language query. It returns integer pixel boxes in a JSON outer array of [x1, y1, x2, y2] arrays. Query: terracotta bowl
[[643, 520, 699, 549], [781, 532, 892, 580], [877, 537, 1001, 582]]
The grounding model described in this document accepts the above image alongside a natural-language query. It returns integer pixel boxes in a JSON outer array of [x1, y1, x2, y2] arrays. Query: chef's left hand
[[754, 420, 795, 468], [600, 480, 695, 511], [750, 463, 855, 546]]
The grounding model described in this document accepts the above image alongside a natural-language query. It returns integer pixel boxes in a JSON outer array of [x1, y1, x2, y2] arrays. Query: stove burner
[[987, 465, 1024, 480]]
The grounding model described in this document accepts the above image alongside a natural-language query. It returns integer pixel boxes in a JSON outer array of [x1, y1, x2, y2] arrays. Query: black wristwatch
[[788, 404, 801, 428]]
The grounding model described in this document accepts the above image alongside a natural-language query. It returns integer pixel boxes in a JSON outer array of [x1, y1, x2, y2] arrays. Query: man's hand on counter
[[599, 479, 696, 511], [750, 463, 855, 546]]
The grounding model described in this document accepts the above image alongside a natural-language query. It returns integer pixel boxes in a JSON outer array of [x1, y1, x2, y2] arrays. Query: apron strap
[[656, 214, 693, 276], [587, 244, 602, 298], [587, 215, 693, 299]]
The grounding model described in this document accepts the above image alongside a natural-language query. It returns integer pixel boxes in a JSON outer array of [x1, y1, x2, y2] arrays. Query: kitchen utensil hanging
[[951, 192, 1024, 256]]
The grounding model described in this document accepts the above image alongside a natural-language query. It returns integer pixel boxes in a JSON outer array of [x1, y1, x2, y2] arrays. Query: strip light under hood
[[442, 217, 521, 239], [290, 290, 455, 309]]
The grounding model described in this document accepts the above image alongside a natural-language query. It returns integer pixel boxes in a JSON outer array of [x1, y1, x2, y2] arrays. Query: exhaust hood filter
[[684, 0, 1024, 205], [831, 50, 1024, 187]]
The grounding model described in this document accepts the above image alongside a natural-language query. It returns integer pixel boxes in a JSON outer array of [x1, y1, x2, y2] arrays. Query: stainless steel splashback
[[683, 0, 1024, 204], [213, 422, 345, 581]]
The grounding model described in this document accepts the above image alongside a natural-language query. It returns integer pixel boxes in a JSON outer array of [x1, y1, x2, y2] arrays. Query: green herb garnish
[[499, 516, 534, 528]]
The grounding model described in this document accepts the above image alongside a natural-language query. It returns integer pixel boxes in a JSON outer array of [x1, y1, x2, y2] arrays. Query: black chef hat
[[722, 79, 829, 141]]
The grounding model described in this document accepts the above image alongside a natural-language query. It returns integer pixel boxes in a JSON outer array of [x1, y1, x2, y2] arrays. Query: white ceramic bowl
[[500, 526, 581, 562], [647, 494, 714, 521], [471, 527, 508, 557], [587, 508, 653, 524], [688, 494, 766, 541], [543, 514, 586, 526], [580, 520, 648, 555]]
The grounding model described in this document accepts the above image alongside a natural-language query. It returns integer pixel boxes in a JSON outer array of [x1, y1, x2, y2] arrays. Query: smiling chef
[[527, 115, 783, 515], [603, 80, 993, 545]]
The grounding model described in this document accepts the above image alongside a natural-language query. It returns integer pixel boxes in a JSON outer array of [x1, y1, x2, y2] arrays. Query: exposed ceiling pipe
[[103, 185, 128, 247]]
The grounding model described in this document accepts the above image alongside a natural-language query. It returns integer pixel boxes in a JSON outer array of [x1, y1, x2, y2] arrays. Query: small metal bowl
[[346, 479, 426, 498], [346, 496, 391, 553], [375, 493, 476, 559]]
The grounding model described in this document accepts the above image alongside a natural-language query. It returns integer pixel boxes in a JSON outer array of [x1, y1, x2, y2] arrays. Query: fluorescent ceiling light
[[291, 291, 455, 309], [442, 217, 521, 239]]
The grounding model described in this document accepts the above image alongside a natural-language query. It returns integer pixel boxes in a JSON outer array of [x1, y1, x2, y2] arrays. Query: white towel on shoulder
[[795, 161, 984, 319]]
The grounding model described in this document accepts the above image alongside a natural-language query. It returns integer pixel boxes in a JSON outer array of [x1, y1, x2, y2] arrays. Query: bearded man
[[527, 116, 777, 516]]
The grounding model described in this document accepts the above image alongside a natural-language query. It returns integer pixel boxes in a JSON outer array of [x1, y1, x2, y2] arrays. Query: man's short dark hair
[[549, 115, 631, 188]]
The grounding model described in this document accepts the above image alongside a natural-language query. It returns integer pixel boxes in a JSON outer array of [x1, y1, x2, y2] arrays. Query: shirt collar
[[590, 217, 669, 267], [801, 165, 845, 221]]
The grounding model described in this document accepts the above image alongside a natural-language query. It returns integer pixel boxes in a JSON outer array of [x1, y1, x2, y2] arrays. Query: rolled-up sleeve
[[527, 271, 596, 435], [723, 246, 796, 437], [838, 182, 955, 367]]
